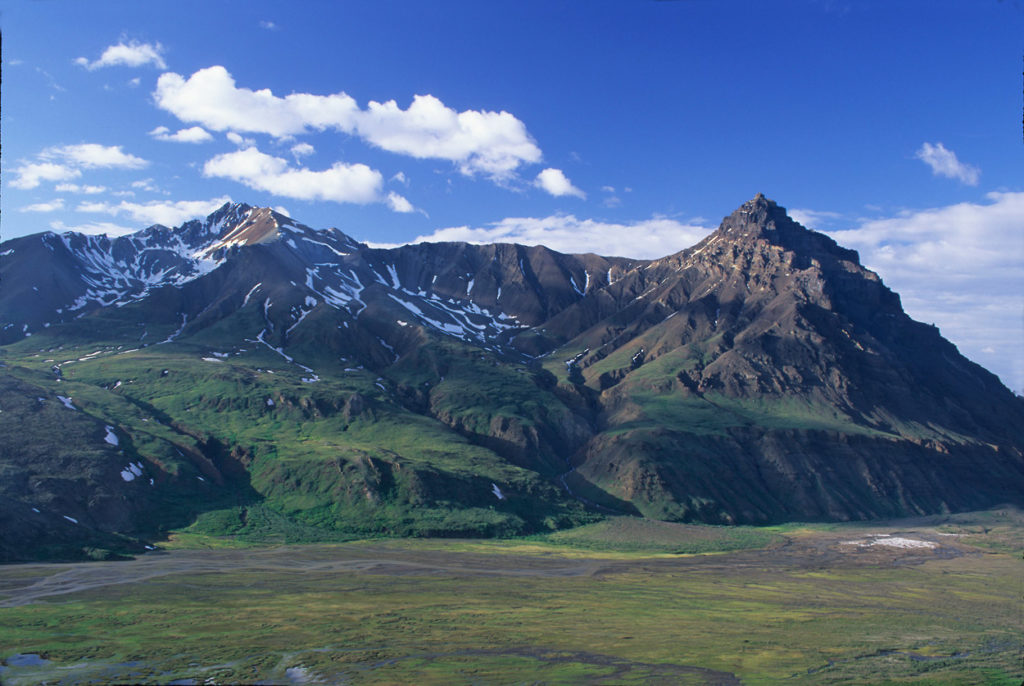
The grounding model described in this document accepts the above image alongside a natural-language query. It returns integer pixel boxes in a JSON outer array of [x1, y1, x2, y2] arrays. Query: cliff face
[[1, 196, 1021, 559]]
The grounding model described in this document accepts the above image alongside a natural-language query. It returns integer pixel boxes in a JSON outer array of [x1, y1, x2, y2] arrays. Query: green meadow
[[1, 511, 1020, 685]]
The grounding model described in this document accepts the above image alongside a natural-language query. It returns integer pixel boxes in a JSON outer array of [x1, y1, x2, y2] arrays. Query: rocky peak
[[205, 202, 255, 232], [707, 194, 860, 270], [211, 207, 281, 247], [719, 193, 789, 236]]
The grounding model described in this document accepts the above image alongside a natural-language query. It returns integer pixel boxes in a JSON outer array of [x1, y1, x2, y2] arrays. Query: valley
[[0, 511, 1021, 684]]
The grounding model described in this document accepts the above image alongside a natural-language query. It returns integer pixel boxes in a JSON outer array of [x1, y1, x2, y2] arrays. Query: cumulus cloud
[[154, 66, 359, 137], [825, 191, 1024, 392], [9, 162, 81, 189], [788, 208, 842, 230], [154, 66, 542, 180], [534, 168, 585, 199], [131, 178, 163, 193], [226, 131, 257, 148], [290, 142, 315, 162], [358, 94, 541, 179], [915, 142, 980, 186], [50, 220, 138, 237], [75, 196, 232, 227], [75, 40, 167, 70], [386, 192, 415, 214], [20, 199, 65, 213], [202, 147, 382, 204], [149, 125, 214, 143], [414, 214, 712, 258], [50, 143, 148, 169], [56, 183, 107, 194], [10, 144, 146, 189]]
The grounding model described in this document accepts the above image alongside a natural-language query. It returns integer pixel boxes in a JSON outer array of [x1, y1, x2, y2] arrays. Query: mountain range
[[2, 194, 1021, 562]]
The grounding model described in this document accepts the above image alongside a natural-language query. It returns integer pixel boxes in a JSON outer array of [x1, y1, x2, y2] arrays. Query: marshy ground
[[1, 509, 1021, 684]]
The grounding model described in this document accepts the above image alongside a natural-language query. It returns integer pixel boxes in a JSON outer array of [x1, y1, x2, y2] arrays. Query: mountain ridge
[[1, 195, 1020, 561]]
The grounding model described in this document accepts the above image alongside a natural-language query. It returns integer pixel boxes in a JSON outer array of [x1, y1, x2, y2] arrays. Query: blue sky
[[2, 0, 1022, 391]]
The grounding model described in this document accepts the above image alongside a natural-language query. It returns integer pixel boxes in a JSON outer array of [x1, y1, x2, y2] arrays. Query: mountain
[[1, 195, 1021, 561]]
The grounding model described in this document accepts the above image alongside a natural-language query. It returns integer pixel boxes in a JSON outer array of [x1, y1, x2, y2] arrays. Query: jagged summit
[[197, 206, 295, 258], [711, 193, 860, 266]]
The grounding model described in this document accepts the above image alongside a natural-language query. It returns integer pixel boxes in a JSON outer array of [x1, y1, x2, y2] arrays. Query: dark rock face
[[1, 195, 1021, 557]]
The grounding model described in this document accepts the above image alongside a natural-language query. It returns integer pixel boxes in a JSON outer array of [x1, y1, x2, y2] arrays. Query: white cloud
[[788, 208, 842, 230], [154, 66, 360, 137], [50, 220, 138, 237], [154, 66, 542, 180], [825, 191, 1024, 392], [56, 183, 107, 194], [131, 178, 162, 193], [290, 142, 315, 161], [391, 171, 409, 186], [226, 131, 257, 148], [535, 168, 585, 199], [202, 147, 382, 204], [9, 162, 81, 189], [273, 206, 291, 217], [358, 94, 541, 179], [386, 192, 415, 214], [20, 199, 65, 213], [260, 20, 278, 30], [75, 196, 232, 227], [414, 214, 712, 259], [128, 77, 141, 88], [11, 144, 148, 189], [75, 40, 167, 71], [149, 125, 214, 143], [45, 143, 148, 169], [600, 185, 622, 207], [915, 142, 980, 186]]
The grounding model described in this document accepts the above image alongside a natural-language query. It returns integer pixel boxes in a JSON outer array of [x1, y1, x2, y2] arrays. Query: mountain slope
[[1, 196, 1021, 560], [532, 196, 1023, 521]]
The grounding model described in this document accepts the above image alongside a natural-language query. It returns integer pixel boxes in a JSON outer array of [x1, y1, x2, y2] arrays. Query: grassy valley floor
[[0, 511, 1021, 684]]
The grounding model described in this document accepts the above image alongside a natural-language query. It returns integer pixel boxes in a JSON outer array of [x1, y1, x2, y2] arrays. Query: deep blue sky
[[2, 0, 1022, 390]]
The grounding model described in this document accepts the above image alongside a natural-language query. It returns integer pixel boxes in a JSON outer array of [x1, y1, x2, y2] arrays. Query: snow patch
[[56, 395, 76, 410], [843, 535, 938, 549], [63, 515, 78, 524], [242, 282, 262, 307], [119, 461, 144, 482], [491, 483, 505, 500], [158, 313, 188, 344], [104, 426, 119, 446]]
